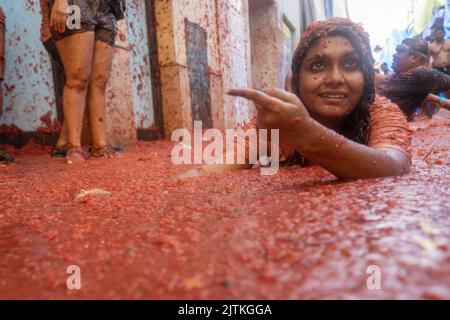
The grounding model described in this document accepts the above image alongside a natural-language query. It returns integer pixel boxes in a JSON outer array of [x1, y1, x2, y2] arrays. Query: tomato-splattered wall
[[0, 0, 56, 133], [216, 0, 254, 128], [125, 0, 155, 131], [249, 0, 302, 90], [104, 19, 137, 147], [155, 0, 254, 135], [154, 0, 306, 135]]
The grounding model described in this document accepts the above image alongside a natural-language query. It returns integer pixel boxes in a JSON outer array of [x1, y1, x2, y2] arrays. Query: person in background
[[377, 38, 450, 121], [429, 19, 450, 75], [0, 6, 14, 164], [373, 45, 385, 72], [40, 0, 124, 159], [429, 21, 450, 102], [39, 0, 68, 158], [429, 25, 450, 75], [380, 63, 392, 76], [44, 0, 125, 163]]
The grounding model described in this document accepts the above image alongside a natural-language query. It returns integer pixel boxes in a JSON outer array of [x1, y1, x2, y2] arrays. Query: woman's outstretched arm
[[426, 94, 450, 111], [228, 88, 411, 180]]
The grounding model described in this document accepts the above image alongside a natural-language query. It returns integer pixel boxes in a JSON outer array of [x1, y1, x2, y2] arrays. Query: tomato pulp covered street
[[0, 120, 449, 299]]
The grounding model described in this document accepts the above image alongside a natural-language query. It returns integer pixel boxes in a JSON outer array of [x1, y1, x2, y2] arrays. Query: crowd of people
[[375, 17, 450, 121], [1, 2, 450, 181]]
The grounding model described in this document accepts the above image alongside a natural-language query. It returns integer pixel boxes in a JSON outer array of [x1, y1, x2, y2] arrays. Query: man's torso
[[430, 40, 450, 68]]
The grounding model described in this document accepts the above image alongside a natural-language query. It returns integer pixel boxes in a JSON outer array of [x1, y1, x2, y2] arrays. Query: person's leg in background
[[56, 32, 95, 163], [86, 38, 114, 157], [86, 0, 121, 158], [42, 38, 70, 156], [40, 0, 69, 156]]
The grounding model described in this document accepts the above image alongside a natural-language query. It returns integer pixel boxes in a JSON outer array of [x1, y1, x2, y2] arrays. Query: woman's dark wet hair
[[291, 18, 375, 145]]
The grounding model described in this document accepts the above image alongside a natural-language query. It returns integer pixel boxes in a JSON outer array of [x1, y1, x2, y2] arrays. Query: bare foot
[[90, 145, 120, 159], [66, 146, 86, 164]]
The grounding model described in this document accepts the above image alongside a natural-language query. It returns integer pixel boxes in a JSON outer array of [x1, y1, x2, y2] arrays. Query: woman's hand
[[440, 98, 450, 111], [426, 94, 450, 112], [227, 88, 311, 143], [50, 0, 69, 34]]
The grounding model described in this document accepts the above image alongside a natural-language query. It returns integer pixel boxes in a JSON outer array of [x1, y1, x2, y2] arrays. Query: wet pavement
[[0, 123, 449, 299]]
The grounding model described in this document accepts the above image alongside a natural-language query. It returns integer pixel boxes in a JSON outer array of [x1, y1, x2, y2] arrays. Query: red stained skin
[[0, 125, 449, 299]]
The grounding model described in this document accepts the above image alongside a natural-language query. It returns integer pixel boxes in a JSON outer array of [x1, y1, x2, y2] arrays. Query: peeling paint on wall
[[125, 0, 155, 130], [105, 20, 137, 147], [216, 0, 253, 127], [249, 0, 303, 92], [155, 0, 253, 134], [185, 20, 212, 127], [0, 0, 56, 132]]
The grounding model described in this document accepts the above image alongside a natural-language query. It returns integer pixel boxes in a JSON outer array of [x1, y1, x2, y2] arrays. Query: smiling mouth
[[318, 93, 348, 100]]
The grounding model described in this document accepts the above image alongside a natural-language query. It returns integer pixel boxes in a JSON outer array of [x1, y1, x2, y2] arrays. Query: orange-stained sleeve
[[368, 95, 412, 160]]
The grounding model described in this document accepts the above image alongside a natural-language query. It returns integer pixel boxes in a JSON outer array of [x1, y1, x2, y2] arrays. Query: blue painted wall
[[0, 0, 56, 132], [125, 0, 155, 130]]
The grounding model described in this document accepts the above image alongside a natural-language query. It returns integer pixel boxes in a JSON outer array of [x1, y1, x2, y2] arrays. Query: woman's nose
[[327, 66, 345, 86]]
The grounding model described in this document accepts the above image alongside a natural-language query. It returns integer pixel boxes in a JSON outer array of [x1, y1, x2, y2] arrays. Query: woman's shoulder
[[369, 95, 405, 114], [368, 95, 412, 159]]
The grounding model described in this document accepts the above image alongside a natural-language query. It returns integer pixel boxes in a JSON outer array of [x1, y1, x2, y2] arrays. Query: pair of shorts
[[48, 0, 117, 46]]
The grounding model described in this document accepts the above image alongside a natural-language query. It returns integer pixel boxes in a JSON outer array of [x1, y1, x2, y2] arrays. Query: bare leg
[[55, 122, 68, 147], [55, 32, 95, 161], [87, 40, 113, 150], [55, 103, 87, 148]]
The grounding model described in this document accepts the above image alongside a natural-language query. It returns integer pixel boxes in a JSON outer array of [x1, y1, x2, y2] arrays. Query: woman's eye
[[344, 58, 359, 68], [311, 61, 325, 70]]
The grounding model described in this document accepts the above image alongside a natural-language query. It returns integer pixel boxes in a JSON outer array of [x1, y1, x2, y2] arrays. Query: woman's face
[[298, 35, 364, 128]]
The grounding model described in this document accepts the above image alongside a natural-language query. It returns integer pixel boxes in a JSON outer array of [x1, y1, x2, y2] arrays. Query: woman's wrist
[[287, 115, 348, 156], [441, 98, 450, 110], [282, 114, 315, 148], [439, 96, 448, 107]]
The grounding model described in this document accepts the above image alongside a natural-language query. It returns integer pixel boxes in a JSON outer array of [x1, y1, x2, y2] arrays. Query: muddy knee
[[66, 70, 91, 91], [89, 73, 110, 91]]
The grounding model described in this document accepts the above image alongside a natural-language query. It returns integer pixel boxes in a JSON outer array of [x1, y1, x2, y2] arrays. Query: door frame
[[142, 0, 164, 139]]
